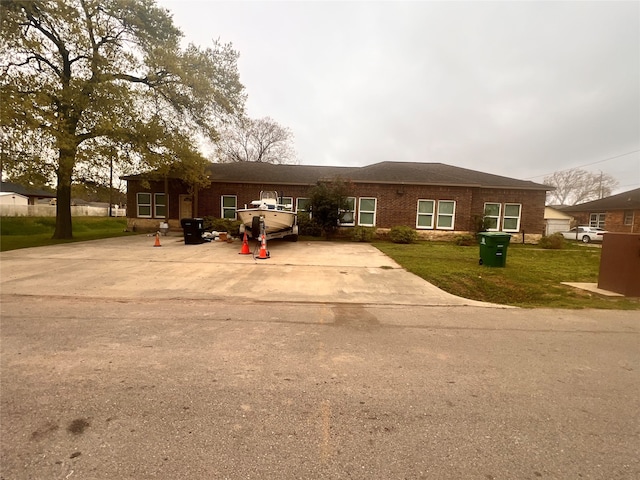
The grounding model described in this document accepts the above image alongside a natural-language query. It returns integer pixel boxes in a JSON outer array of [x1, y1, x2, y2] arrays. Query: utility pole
[[109, 154, 113, 217]]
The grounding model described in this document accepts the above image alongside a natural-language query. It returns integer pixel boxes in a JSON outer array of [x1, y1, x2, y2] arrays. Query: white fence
[[0, 204, 126, 217]]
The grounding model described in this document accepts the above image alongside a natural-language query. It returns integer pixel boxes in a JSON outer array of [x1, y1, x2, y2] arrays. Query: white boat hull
[[237, 209, 297, 236]]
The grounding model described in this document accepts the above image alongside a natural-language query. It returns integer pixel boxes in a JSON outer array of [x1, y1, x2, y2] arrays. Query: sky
[[158, 0, 640, 193]]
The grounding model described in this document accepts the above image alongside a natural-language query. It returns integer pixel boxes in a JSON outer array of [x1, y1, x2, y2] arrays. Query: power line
[[525, 149, 640, 180]]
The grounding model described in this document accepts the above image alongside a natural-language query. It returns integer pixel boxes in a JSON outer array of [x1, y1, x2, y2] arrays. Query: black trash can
[[478, 232, 512, 267], [181, 218, 205, 244]]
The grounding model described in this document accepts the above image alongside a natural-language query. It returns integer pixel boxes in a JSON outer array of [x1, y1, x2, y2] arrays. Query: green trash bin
[[478, 232, 512, 267]]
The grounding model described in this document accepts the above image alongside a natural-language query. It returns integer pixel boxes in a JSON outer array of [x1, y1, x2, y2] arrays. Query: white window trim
[[221, 195, 238, 220], [153, 193, 167, 219], [502, 203, 522, 232], [358, 197, 377, 227], [137, 192, 152, 218], [339, 196, 356, 226], [624, 211, 634, 226], [296, 197, 310, 213], [279, 196, 294, 212], [436, 200, 456, 230], [416, 199, 435, 230], [589, 213, 605, 229], [484, 202, 501, 231]]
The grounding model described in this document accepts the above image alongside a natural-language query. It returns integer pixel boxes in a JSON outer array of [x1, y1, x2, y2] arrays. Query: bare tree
[[544, 169, 618, 205], [216, 116, 297, 164]]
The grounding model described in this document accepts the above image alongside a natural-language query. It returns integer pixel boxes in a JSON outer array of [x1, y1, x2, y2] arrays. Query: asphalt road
[[1, 237, 638, 479]]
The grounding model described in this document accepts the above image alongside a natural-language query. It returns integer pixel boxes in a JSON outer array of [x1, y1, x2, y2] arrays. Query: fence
[[0, 205, 126, 217]]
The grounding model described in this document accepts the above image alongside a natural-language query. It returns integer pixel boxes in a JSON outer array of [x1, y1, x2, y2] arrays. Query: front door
[[179, 195, 193, 219]]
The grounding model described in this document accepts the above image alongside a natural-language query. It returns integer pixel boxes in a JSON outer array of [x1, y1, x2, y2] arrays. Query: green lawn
[[374, 240, 640, 309], [0, 217, 135, 251]]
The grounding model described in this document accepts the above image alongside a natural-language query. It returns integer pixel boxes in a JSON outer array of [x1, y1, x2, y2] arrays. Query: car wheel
[[582, 235, 591, 243]]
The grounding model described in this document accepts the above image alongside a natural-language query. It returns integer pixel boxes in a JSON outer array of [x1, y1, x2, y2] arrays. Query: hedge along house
[[124, 161, 551, 240]]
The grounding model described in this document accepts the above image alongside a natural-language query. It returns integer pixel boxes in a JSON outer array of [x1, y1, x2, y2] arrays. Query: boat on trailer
[[237, 191, 298, 241]]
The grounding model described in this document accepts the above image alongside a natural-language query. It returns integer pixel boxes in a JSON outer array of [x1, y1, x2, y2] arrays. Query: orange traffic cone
[[239, 231, 251, 255], [257, 233, 269, 259], [153, 231, 161, 247]]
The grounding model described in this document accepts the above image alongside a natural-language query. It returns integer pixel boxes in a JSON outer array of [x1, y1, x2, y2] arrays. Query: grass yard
[[374, 240, 640, 309], [0, 217, 135, 251]]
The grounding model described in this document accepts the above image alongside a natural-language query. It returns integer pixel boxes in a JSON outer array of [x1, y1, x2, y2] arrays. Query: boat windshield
[[261, 191, 278, 201]]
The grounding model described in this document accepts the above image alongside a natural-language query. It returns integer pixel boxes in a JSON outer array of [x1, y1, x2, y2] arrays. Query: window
[[278, 196, 294, 211], [416, 200, 435, 229], [221, 195, 237, 219], [590, 213, 605, 229], [154, 193, 167, 218], [484, 203, 501, 231], [296, 198, 310, 213], [137, 193, 152, 218], [503, 203, 521, 232], [358, 197, 377, 226], [339, 197, 356, 226], [437, 200, 455, 229], [624, 211, 634, 226]]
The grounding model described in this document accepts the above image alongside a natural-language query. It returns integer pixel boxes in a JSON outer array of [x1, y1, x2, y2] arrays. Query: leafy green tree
[[308, 178, 352, 239], [0, 0, 245, 238]]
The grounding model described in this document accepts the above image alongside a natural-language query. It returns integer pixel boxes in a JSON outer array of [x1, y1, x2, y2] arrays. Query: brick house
[[124, 161, 550, 240], [561, 187, 640, 233]]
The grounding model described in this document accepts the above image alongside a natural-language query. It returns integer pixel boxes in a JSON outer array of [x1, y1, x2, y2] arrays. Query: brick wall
[[562, 209, 640, 233], [127, 178, 546, 236], [605, 209, 640, 233], [471, 188, 547, 235]]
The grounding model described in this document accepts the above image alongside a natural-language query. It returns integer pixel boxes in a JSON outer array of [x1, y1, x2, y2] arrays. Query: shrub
[[389, 225, 418, 244], [203, 217, 242, 236], [307, 177, 353, 238], [538, 232, 565, 249], [454, 234, 477, 246], [472, 215, 492, 233], [297, 212, 322, 237], [350, 226, 376, 242]]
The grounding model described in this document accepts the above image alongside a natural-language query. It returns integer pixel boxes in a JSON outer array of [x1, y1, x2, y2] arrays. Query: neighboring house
[[561, 188, 640, 234], [0, 192, 29, 206], [544, 206, 572, 235], [0, 181, 55, 205], [124, 161, 551, 239]]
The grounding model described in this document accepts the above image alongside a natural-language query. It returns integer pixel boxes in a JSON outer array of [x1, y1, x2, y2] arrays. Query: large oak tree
[[0, 0, 245, 238]]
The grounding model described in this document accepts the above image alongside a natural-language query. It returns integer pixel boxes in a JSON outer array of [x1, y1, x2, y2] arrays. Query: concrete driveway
[[0, 234, 497, 307]]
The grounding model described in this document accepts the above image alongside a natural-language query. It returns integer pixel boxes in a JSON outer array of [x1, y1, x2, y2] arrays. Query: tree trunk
[[52, 147, 76, 239]]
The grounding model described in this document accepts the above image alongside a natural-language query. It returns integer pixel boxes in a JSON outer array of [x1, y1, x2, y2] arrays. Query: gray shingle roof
[[562, 188, 640, 211], [0, 181, 55, 198], [202, 161, 550, 190], [205, 162, 356, 185]]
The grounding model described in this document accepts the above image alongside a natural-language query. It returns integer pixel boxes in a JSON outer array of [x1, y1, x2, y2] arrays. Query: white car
[[560, 226, 607, 243]]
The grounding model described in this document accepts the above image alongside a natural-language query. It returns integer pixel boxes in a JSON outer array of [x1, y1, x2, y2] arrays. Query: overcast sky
[[158, 0, 639, 192]]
